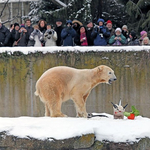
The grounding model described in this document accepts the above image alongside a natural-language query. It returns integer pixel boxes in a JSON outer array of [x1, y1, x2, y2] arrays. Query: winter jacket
[[86, 27, 94, 46], [127, 38, 140, 46], [28, 29, 44, 47], [61, 27, 76, 46], [109, 34, 126, 45], [54, 26, 63, 46], [44, 29, 57, 46], [15, 30, 28, 46], [26, 26, 34, 44], [91, 25, 110, 46], [8, 29, 16, 46], [0, 24, 10, 46]]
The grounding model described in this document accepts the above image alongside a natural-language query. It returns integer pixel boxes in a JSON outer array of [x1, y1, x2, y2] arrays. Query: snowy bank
[[0, 46, 150, 55], [0, 113, 150, 143]]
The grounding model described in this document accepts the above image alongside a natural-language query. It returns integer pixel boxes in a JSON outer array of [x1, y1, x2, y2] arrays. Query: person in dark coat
[[72, 19, 83, 33], [127, 31, 140, 46], [54, 19, 63, 46], [91, 18, 110, 46], [86, 20, 94, 46], [61, 20, 76, 46], [14, 24, 28, 46], [25, 19, 34, 45], [0, 19, 10, 47], [106, 20, 115, 44]]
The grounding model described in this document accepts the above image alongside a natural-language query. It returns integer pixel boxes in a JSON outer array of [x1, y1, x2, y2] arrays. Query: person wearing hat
[[86, 20, 94, 46], [106, 20, 115, 43], [14, 24, 28, 46], [91, 18, 110, 46], [109, 27, 126, 46], [54, 18, 63, 46], [72, 19, 83, 33], [127, 30, 140, 46], [122, 25, 129, 41], [139, 30, 147, 45], [0, 19, 10, 47], [61, 20, 76, 46]]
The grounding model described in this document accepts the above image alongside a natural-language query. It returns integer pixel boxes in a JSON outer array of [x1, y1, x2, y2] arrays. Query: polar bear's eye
[[109, 72, 112, 74]]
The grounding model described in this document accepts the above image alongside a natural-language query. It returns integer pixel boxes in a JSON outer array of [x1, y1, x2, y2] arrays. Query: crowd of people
[[0, 18, 150, 47]]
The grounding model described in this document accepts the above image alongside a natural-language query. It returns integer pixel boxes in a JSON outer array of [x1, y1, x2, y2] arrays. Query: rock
[[73, 134, 95, 149]]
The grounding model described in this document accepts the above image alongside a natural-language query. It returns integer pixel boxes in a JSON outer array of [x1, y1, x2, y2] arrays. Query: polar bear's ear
[[97, 66, 103, 73], [98, 66, 103, 71]]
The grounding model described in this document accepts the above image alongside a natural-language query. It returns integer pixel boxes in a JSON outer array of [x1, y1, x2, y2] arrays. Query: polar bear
[[35, 65, 116, 117]]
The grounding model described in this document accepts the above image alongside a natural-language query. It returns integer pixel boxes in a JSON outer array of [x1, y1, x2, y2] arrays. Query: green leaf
[[124, 112, 131, 117]]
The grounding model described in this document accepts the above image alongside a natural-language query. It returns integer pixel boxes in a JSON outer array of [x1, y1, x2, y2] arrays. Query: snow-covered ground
[[0, 46, 150, 55], [0, 113, 150, 143]]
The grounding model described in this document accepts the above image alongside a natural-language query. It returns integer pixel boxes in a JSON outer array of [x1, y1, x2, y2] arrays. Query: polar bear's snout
[[108, 74, 117, 85]]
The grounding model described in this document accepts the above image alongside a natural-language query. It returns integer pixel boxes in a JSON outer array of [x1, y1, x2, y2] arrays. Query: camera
[[36, 29, 39, 32], [48, 30, 52, 34]]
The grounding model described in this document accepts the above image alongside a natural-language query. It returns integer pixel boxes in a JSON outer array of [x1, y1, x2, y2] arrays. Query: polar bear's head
[[97, 65, 117, 85]]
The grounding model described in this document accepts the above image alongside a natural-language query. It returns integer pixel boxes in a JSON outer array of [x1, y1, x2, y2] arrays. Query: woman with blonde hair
[[142, 37, 150, 45]]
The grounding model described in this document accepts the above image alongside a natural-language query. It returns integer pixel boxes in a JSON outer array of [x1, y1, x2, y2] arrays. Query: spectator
[[106, 20, 115, 42], [91, 18, 110, 46], [38, 19, 47, 34], [72, 19, 83, 33], [109, 28, 126, 46], [127, 30, 140, 46], [142, 37, 150, 45], [61, 20, 76, 46], [28, 25, 44, 47], [74, 26, 88, 46], [54, 19, 63, 46], [86, 20, 94, 46], [122, 25, 129, 42], [38, 19, 47, 46], [139, 30, 147, 45], [44, 25, 57, 46], [25, 19, 34, 45], [14, 24, 28, 46], [0, 19, 10, 47]]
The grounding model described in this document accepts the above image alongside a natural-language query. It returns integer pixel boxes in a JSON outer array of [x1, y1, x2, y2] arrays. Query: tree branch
[[0, 0, 9, 18], [51, 0, 67, 8]]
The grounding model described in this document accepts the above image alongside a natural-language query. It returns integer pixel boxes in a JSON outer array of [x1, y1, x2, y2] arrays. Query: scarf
[[80, 33, 88, 46]]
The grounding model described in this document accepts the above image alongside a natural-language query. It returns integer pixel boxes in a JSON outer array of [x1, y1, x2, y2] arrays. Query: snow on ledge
[[0, 46, 150, 55], [0, 113, 150, 143]]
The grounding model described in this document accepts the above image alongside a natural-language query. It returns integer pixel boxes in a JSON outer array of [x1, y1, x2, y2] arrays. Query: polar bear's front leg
[[73, 97, 88, 118]]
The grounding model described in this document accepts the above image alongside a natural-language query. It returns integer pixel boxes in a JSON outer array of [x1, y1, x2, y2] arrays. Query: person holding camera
[[61, 20, 76, 46], [44, 25, 57, 46], [91, 18, 110, 46], [14, 24, 28, 46], [109, 28, 126, 46], [28, 25, 44, 47]]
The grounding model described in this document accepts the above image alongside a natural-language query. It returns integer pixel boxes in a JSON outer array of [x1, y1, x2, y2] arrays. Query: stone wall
[[0, 50, 150, 117], [0, 132, 150, 150]]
